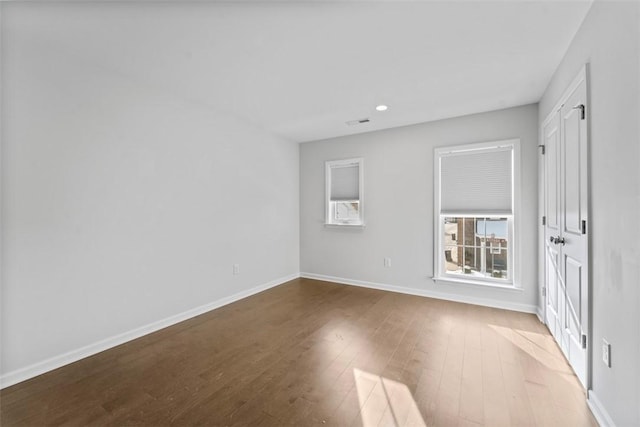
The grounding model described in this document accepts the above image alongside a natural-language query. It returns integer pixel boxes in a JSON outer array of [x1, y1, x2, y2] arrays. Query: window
[[434, 140, 518, 286], [326, 158, 364, 226]]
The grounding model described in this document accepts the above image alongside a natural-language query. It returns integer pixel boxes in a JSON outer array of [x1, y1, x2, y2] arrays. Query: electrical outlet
[[384, 257, 391, 267], [602, 339, 611, 367], [233, 264, 240, 275]]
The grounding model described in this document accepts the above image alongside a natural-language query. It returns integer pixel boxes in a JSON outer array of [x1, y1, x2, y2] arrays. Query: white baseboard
[[587, 390, 616, 427], [300, 272, 538, 314], [0, 273, 299, 389], [536, 306, 545, 323]]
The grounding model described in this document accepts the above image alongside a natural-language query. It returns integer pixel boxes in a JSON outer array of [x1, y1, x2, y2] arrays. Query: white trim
[[0, 273, 300, 389], [434, 139, 517, 155], [300, 272, 537, 314], [587, 390, 616, 427], [536, 306, 544, 323], [324, 223, 366, 228], [432, 276, 521, 291]]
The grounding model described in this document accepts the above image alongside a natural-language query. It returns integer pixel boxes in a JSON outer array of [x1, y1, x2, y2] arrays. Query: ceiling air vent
[[346, 118, 370, 126]]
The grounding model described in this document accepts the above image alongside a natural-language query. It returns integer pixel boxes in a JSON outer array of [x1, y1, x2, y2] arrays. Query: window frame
[[433, 139, 521, 289], [325, 158, 364, 226]]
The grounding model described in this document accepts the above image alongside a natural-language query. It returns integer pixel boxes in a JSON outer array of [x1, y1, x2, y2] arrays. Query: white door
[[543, 67, 589, 387], [543, 113, 562, 342]]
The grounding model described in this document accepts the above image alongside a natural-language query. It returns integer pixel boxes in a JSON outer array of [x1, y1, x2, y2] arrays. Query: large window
[[326, 158, 364, 226], [434, 140, 518, 286]]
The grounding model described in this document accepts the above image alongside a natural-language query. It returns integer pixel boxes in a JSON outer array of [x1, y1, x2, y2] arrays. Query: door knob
[[549, 236, 566, 245]]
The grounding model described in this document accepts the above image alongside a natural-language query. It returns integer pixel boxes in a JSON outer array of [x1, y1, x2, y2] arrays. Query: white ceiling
[[9, 1, 593, 142]]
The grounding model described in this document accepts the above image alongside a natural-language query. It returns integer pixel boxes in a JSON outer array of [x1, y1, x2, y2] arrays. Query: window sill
[[324, 223, 365, 228], [432, 276, 522, 291]]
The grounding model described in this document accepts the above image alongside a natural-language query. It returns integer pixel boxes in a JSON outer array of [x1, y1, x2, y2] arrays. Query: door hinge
[[538, 144, 545, 155], [542, 287, 546, 297], [542, 216, 546, 226], [581, 334, 587, 349], [582, 220, 587, 235], [573, 104, 586, 120]]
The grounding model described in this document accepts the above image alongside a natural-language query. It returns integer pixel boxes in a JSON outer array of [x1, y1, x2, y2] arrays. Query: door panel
[[565, 256, 582, 325], [548, 247, 559, 313], [546, 125, 560, 230], [546, 246, 561, 340], [563, 106, 583, 235]]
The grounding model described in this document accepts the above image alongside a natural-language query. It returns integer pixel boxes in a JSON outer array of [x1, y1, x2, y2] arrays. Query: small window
[[326, 158, 364, 226], [434, 140, 518, 286]]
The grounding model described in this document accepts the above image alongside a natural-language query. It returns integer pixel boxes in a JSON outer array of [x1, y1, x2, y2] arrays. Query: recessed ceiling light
[[375, 105, 388, 112]]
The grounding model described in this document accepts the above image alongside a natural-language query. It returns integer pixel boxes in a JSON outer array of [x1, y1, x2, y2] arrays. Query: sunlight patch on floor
[[488, 324, 573, 374], [353, 368, 426, 427]]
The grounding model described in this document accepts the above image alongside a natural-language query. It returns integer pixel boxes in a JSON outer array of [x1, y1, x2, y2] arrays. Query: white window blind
[[330, 164, 359, 201], [439, 147, 513, 214]]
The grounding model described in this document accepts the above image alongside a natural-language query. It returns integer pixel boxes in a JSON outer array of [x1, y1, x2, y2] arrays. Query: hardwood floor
[[1, 278, 597, 426]]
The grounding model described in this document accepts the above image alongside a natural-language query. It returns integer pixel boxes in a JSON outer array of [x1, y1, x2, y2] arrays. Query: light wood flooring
[[1, 278, 597, 426]]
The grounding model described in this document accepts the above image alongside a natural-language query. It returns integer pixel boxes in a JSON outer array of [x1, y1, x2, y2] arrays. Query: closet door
[[543, 66, 589, 388]]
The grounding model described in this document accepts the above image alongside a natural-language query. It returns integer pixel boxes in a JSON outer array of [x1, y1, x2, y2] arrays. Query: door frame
[[539, 64, 591, 390]]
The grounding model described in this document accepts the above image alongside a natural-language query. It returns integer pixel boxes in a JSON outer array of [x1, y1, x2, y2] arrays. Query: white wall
[[0, 5, 299, 384], [300, 104, 538, 313], [539, 1, 640, 425]]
